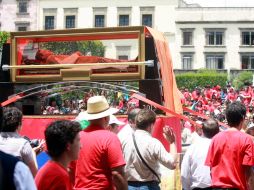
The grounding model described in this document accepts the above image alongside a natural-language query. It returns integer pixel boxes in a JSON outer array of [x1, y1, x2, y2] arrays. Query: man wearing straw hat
[[73, 96, 127, 190]]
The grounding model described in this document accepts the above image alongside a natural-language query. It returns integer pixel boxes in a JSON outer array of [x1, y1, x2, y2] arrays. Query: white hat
[[247, 123, 254, 131], [109, 115, 125, 126], [214, 109, 221, 116], [196, 120, 203, 125], [78, 96, 118, 120]]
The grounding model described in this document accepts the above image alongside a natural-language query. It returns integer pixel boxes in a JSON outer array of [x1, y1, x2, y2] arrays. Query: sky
[[185, 0, 254, 7]]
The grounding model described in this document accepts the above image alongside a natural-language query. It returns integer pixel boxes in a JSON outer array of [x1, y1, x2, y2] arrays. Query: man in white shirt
[[123, 109, 177, 189], [181, 118, 219, 190], [117, 108, 140, 146]]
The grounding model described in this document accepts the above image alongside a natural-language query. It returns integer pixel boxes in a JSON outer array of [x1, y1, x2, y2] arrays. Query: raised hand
[[163, 125, 176, 144]]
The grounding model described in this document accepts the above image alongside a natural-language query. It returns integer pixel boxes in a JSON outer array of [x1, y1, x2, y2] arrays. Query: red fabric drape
[[145, 27, 182, 114]]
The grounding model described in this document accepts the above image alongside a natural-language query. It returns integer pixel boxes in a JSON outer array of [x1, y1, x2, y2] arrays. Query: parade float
[[0, 26, 193, 189]]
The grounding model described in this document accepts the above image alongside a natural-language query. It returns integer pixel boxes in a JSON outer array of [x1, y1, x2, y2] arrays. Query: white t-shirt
[[181, 137, 212, 190], [14, 161, 37, 190], [0, 132, 34, 163]]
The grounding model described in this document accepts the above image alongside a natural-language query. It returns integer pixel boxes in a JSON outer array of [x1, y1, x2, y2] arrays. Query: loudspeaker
[[139, 79, 163, 113], [145, 37, 159, 79], [0, 83, 14, 104]]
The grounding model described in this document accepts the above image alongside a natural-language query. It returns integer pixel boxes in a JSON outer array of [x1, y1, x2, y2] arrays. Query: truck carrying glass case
[[9, 26, 146, 82]]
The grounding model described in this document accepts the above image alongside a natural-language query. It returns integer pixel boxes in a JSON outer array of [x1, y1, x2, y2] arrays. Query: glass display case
[[10, 26, 146, 82]]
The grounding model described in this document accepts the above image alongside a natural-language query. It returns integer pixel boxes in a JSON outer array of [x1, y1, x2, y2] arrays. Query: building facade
[[1, 0, 254, 71], [175, 1, 254, 71], [37, 0, 177, 60], [0, 0, 38, 31]]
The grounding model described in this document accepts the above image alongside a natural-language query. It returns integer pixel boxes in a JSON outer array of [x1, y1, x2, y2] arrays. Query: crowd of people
[[0, 88, 254, 189], [181, 101, 254, 190], [180, 83, 254, 144], [180, 83, 254, 119], [41, 89, 139, 115], [0, 95, 176, 190]]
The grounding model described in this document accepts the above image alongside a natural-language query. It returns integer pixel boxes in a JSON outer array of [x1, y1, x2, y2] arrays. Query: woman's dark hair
[[135, 109, 156, 130], [49, 99, 56, 106], [2, 107, 23, 132], [45, 120, 81, 158]]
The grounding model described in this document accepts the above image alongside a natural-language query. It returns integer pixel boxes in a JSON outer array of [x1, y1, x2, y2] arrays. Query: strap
[[132, 133, 161, 183]]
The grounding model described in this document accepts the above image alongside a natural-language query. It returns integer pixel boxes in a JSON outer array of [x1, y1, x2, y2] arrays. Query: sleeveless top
[[0, 150, 19, 190]]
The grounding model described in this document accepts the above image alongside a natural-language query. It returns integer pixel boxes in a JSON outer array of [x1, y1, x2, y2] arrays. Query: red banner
[[20, 115, 182, 152]]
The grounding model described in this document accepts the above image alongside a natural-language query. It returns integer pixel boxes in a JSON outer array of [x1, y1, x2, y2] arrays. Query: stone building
[[0, 0, 38, 31], [1, 0, 254, 71]]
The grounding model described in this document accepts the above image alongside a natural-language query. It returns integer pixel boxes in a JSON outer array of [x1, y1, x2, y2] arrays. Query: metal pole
[[2, 60, 154, 70]]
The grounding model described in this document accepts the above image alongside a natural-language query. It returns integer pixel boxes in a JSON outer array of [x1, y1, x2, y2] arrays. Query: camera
[[23, 136, 39, 148]]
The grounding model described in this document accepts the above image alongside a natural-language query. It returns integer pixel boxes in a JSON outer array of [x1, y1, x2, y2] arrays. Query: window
[[142, 14, 152, 27], [18, 1, 27, 13], [18, 26, 27, 31], [119, 15, 129, 26], [140, 7, 154, 28], [118, 55, 129, 60], [206, 31, 224, 45], [117, 7, 131, 26], [45, 16, 55, 30], [15, 22, 30, 32], [93, 7, 107, 27], [66, 15, 75, 28], [43, 8, 57, 30], [64, 8, 77, 29], [241, 54, 254, 69], [182, 31, 193, 45], [116, 46, 130, 60], [182, 54, 192, 70], [206, 54, 224, 69], [95, 15, 105, 27], [242, 31, 254, 46]]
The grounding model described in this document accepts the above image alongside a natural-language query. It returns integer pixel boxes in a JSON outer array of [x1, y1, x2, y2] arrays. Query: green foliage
[[77, 41, 105, 57], [196, 68, 217, 74], [39, 40, 105, 56], [40, 41, 79, 55], [0, 31, 10, 50], [232, 71, 253, 90], [176, 71, 227, 91]]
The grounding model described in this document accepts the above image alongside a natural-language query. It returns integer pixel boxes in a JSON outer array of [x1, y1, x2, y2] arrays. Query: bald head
[[203, 118, 219, 139]]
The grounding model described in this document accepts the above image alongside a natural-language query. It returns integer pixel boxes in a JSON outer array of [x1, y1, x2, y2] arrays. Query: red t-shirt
[[183, 91, 191, 99], [227, 92, 236, 101], [204, 89, 213, 99], [74, 125, 125, 190], [192, 91, 200, 101], [35, 161, 72, 190], [241, 91, 251, 105], [205, 130, 254, 190]]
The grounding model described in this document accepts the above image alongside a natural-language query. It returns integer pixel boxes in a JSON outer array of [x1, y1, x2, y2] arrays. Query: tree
[[77, 41, 105, 57], [0, 31, 10, 50], [232, 71, 253, 90], [39, 40, 105, 56]]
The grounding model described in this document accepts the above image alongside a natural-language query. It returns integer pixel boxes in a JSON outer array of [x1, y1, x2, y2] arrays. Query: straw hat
[[79, 96, 118, 120], [109, 115, 125, 126]]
